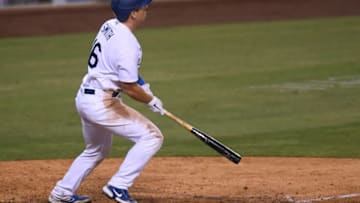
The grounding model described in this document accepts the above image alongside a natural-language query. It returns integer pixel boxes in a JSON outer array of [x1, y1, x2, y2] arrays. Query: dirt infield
[[1, 0, 360, 202], [1, 157, 360, 203]]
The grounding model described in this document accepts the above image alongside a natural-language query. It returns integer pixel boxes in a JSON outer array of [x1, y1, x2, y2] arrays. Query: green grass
[[0, 16, 360, 160]]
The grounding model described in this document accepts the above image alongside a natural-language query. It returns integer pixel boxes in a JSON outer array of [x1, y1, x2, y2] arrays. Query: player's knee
[[149, 122, 163, 138], [139, 125, 163, 150], [100, 144, 111, 159], [154, 132, 164, 147], [150, 128, 163, 149], [82, 144, 111, 161]]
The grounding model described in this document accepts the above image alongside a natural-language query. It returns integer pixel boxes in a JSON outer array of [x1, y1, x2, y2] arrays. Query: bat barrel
[[191, 128, 241, 164]]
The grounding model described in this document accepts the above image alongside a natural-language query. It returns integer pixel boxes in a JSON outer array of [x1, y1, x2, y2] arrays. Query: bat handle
[[163, 109, 193, 131]]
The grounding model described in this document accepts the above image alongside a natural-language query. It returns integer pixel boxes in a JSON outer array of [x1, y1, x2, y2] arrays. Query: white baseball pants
[[51, 87, 163, 197]]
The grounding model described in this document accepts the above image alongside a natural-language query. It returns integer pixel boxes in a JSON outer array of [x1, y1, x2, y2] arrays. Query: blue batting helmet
[[111, 0, 152, 22]]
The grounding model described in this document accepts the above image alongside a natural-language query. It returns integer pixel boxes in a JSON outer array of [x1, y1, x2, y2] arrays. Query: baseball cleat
[[48, 194, 91, 203], [103, 185, 137, 203]]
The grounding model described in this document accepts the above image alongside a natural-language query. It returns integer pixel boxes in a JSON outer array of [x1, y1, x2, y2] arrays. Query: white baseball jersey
[[82, 18, 142, 91]]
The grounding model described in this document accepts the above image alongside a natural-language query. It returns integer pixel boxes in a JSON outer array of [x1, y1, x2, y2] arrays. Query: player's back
[[82, 18, 142, 91]]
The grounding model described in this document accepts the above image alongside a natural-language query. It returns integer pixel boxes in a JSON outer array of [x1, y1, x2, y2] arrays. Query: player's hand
[[141, 83, 153, 96], [147, 96, 164, 115]]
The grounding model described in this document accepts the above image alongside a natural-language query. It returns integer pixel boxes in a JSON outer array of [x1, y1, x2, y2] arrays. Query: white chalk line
[[250, 75, 360, 91], [286, 193, 360, 203], [138, 193, 360, 202]]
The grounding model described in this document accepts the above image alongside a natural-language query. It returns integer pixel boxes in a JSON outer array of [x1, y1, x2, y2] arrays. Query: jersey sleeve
[[117, 63, 138, 83], [115, 43, 140, 83]]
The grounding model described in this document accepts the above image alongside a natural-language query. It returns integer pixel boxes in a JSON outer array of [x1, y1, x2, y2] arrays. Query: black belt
[[84, 88, 119, 97]]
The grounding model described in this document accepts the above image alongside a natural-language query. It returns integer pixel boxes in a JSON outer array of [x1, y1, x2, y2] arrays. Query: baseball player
[[48, 0, 163, 203]]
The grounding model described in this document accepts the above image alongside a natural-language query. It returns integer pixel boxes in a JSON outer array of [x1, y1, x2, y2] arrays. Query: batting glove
[[147, 96, 164, 115]]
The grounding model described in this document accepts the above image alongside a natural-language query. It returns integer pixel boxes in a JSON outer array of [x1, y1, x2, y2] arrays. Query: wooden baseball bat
[[163, 109, 241, 164]]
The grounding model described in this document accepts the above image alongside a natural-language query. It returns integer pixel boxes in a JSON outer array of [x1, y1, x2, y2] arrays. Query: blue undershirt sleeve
[[137, 75, 146, 86]]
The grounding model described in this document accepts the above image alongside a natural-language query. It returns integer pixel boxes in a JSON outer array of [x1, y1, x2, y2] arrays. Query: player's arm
[[137, 75, 153, 95], [119, 81, 164, 115], [119, 82, 152, 103]]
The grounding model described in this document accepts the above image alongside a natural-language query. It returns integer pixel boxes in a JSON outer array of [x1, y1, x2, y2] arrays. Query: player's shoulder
[[96, 18, 139, 52], [101, 19, 134, 38], [97, 19, 117, 41]]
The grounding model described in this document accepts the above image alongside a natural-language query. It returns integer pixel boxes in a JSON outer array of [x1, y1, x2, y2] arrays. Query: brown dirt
[[1, 0, 360, 202], [1, 157, 360, 203]]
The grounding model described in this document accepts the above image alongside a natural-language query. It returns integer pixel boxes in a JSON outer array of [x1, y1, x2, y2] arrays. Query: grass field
[[0, 17, 359, 161]]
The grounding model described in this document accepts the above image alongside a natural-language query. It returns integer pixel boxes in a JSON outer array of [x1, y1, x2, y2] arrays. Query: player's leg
[[49, 119, 112, 202], [102, 102, 163, 202], [108, 117, 163, 188]]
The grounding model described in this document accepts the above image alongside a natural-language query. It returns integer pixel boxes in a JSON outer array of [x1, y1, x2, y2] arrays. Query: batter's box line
[[285, 193, 360, 203]]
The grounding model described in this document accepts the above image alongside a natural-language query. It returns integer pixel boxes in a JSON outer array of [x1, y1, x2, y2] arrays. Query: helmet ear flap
[[111, 0, 131, 22], [114, 9, 132, 22]]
